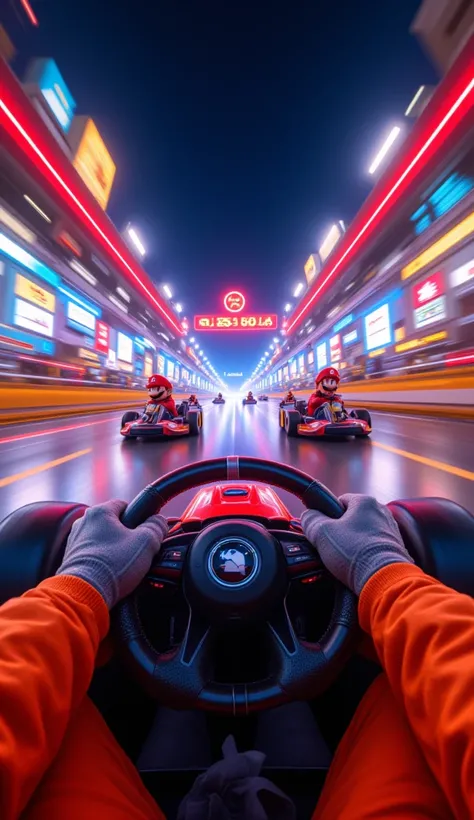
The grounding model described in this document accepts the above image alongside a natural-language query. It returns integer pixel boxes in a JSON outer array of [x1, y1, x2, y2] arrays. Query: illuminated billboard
[[95, 321, 109, 353], [304, 254, 320, 286], [316, 342, 327, 370], [117, 332, 133, 364], [194, 314, 278, 331], [15, 272, 55, 313], [70, 117, 116, 210], [66, 301, 95, 337], [402, 211, 474, 280], [364, 304, 391, 351], [412, 271, 446, 330], [24, 58, 76, 132], [330, 334, 342, 363], [14, 297, 53, 337]]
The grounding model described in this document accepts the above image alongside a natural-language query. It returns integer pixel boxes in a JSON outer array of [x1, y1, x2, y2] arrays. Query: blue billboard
[[25, 59, 76, 133]]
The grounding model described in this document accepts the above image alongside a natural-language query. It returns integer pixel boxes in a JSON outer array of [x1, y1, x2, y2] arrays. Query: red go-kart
[[121, 400, 202, 439], [0, 457, 472, 810], [280, 400, 371, 438]]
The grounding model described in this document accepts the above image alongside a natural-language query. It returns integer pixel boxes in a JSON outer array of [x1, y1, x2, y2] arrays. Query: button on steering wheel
[[114, 456, 358, 714]]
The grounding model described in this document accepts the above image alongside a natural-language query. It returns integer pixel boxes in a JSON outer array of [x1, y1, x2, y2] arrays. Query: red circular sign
[[224, 291, 245, 313]]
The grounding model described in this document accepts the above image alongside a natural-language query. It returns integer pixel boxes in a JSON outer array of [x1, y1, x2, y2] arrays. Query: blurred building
[[411, 0, 474, 76]]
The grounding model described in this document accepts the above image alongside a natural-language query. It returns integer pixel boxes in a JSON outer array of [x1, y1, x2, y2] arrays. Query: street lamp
[[163, 284, 173, 299], [369, 126, 402, 175], [293, 283, 304, 298]]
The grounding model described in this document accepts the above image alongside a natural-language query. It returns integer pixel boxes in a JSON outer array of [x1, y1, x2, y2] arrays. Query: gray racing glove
[[301, 493, 414, 596], [57, 499, 168, 609]]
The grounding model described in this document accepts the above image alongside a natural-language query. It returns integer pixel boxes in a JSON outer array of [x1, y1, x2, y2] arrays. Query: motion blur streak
[[0, 98, 183, 336], [19, 0, 39, 27], [0, 449, 91, 488], [287, 63, 474, 334], [0, 418, 117, 446], [373, 442, 474, 482]]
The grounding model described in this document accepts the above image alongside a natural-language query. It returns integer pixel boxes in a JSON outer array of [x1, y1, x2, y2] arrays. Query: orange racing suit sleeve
[[359, 563, 474, 818], [0, 575, 109, 820]]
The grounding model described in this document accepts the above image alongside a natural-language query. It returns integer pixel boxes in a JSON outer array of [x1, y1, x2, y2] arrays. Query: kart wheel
[[285, 410, 300, 437], [121, 410, 140, 427], [350, 408, 372, 429], [188, 410, 201, 436]]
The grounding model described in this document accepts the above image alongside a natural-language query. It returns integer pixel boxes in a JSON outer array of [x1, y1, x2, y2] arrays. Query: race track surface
[[0, 398, 472, 521]]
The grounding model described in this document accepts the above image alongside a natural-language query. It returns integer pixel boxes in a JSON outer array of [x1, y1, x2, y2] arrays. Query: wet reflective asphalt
[[0, 398, 472, 521]]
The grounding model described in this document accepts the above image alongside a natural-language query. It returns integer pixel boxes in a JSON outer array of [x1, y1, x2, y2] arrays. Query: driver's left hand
[[57, 499, 168, 609]]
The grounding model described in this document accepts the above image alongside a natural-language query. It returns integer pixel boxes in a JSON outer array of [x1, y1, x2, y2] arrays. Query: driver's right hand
[[57, 500, 168, 609], [301, 494, 414, 596]]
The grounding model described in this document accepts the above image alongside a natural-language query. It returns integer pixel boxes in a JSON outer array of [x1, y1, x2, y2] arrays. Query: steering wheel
[[114, 456, 358, 714]]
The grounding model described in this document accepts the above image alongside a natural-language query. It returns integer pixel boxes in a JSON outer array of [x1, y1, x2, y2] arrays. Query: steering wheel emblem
[[208, 537, 259, 587]]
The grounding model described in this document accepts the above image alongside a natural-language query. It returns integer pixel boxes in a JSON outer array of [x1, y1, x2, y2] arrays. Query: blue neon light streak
[[57, 285, 101, 317], [0, 233, 60, 288]]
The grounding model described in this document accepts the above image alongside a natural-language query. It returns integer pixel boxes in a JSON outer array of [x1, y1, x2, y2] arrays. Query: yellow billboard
[[72, 118, 116, 210], [15, 273, 55, 313], [401, 211, 474, 280], [304, 254, 319, 286]]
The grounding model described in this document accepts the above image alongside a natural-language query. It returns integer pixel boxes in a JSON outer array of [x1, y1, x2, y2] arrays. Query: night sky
[[4, 0, 437, 382]]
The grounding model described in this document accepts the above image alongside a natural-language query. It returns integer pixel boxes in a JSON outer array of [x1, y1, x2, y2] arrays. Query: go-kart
[[0, 456, 472, 812], [242, 396, 257, 405], [280, 400, 371, 438], [279, 397, 306, 411], [258, 395, 268, 401], [212, 397, 226, 404], [121, 400, 202, 439]]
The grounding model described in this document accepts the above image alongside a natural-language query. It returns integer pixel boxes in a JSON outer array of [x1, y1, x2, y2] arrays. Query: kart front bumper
[[121, 421, 189, 438], [297, 419, 371, 437]]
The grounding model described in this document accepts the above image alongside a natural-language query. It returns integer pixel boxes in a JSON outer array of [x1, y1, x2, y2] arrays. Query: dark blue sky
[[5, 0, 437, 379]]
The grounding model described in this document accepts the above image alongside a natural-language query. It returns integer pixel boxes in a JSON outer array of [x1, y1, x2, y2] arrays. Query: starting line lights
[[194, 315, 278, 331]]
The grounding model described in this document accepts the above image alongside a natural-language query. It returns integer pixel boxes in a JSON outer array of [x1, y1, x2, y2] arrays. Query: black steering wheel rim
[[114, 456, 358, 714], [121, 456, 345, 527]]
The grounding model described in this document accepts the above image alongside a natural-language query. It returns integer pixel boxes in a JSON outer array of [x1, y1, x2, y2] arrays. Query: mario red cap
[[315, 367, 340, 384], [146, 374, 172, 390]]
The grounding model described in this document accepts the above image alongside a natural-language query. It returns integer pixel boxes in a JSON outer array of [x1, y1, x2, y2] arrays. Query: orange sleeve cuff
[[358, 563, 429, 631], [35, 576, 110, 641]]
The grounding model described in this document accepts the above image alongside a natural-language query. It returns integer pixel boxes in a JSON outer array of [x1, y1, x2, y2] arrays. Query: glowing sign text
[[194, 314, 278, 331]]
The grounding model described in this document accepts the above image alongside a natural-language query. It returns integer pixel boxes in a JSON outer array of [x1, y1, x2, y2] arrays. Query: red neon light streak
[[19, 0, 39, 26], [0, 100, 183, 337], [17, 354, 85, 373], [287, 73, 474, 335], [0, 417, 116, 446]]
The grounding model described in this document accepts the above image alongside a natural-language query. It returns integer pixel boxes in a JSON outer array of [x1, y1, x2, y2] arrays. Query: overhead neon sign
[[223, 291, 245, 312], [194, 314, 278, 331], [285, 58, 474, 335]]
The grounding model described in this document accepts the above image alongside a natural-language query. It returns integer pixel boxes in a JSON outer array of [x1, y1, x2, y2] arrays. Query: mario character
[[286, 390, 295, 402], [247, 391, 254, 401], [217, 392, 223, 400], [143, 374, 177, 421], [188, 394, 198, 406], [307, 367, 347, 421]]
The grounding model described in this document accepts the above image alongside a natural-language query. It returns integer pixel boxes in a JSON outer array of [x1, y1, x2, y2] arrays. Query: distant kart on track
[[258, 394, 268, 401], [121, 400, 202, 440], [212, 398, 226, 404], [279, 400, 371, 438], [242, 397, 257, 405]]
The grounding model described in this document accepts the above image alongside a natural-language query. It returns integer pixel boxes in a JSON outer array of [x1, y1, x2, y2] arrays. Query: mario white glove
[[301, 493, 414, 596], [57, 499, 168, 609]]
